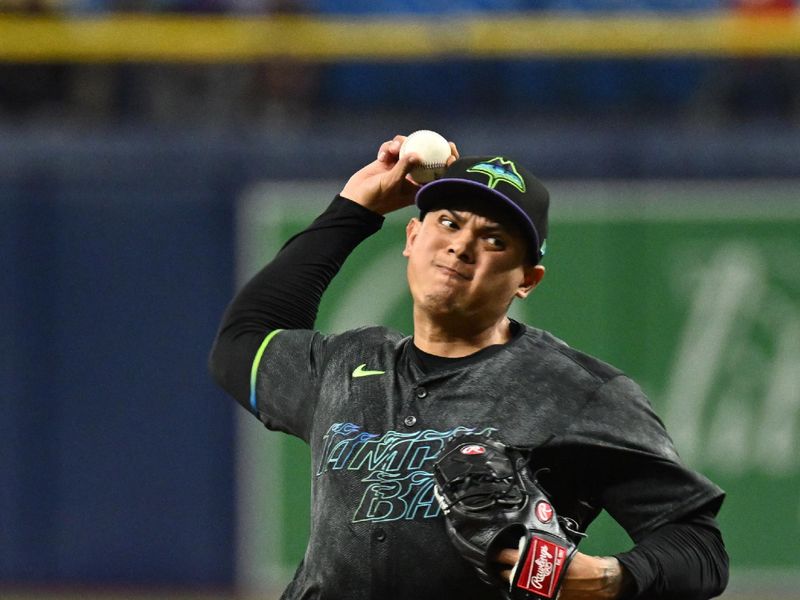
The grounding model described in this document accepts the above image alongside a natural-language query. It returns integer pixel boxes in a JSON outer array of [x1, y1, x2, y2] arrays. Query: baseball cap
[[415, 156, 549, 264]]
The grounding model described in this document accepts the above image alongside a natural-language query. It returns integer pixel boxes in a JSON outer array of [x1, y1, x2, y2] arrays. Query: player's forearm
[[209, 195, 384, 407], [221, 195, 382, 329], [614, 513, 728, 599]]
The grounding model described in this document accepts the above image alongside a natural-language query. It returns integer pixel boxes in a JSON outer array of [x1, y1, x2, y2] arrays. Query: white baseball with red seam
[[399, 130, 451, 184]]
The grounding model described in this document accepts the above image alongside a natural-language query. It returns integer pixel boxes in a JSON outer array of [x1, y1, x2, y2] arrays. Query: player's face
[[403, 207, 544, 326]]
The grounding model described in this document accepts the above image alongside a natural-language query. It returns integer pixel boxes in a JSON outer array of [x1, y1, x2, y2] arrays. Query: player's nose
[[447, 230, 476, 263]]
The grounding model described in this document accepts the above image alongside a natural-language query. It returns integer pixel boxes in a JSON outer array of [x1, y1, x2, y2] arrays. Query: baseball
[[399, 130, 452, 184]]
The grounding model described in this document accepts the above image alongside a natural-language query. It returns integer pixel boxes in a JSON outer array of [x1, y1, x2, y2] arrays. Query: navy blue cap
[[415, 156, 549, 263]]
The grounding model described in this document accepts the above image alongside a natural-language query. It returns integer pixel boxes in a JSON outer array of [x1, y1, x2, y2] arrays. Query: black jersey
[[250, 322, 723, 600]]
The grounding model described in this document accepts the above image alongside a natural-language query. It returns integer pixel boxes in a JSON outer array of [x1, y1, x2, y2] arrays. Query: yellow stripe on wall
[[1, 13, 800, 62]]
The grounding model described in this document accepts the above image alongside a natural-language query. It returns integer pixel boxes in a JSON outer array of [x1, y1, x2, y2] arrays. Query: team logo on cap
[[466, 157, 526, 193], [459, 444, 486, 455]]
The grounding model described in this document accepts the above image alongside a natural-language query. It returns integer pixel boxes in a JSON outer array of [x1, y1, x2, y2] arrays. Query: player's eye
[[439, 216, 458, 230], [484, 235, 506, 250]]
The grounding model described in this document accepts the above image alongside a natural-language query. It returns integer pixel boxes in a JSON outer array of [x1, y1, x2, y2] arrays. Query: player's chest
[[312, 364, 573, 449]]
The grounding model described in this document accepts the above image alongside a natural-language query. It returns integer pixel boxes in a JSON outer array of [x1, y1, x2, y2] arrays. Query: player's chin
[[419, 290, 466, 315]]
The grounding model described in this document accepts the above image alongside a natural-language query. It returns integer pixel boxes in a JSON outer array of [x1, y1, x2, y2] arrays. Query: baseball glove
[[432, 433, 581, 599]]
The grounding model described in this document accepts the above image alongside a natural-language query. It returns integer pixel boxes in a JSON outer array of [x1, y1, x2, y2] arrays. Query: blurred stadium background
[[2, 1, 800, 599]]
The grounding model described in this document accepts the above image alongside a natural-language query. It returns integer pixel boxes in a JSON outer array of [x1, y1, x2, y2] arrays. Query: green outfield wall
[[235, 181, 800, 594]]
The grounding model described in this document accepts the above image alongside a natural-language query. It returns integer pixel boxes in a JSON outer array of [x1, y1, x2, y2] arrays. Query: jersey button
[[373, 528, 387, 542], [403, 415, 417, 427], [415, 387, 427, 399]]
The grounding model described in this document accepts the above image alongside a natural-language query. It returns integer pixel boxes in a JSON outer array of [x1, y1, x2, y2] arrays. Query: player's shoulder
[[334, 324, 406, 342], [518, 326, 666, 441], [312, 326, 408, 379], [325, 325, 408, 350], [518, 324, 625, 384]]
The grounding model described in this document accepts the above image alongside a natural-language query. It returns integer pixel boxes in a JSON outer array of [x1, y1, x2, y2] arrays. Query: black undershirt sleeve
[[615, 506, 729, 599], [208, 195, 384, 411]]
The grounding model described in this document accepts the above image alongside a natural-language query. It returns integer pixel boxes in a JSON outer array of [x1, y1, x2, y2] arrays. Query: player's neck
[[412, 312, 513, 358]]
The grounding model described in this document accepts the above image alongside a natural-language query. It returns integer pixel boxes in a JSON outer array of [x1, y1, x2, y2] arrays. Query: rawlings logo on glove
[[514, 536, 569, 597], [432, 433, 583, 599]]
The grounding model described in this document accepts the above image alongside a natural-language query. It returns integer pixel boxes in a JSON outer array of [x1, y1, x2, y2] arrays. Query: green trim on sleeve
[[249, 329, 284, 414]]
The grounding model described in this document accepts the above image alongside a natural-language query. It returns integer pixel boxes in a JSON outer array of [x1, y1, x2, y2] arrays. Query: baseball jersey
[[250, 320, 724, 600]]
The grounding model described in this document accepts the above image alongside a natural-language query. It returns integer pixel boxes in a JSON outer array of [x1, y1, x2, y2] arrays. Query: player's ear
[[403, 217, 422, 257], [515, 265, 545, 299]]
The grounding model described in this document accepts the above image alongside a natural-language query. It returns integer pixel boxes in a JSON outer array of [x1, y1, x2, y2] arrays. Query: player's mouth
[[434, 264, 472, 281]]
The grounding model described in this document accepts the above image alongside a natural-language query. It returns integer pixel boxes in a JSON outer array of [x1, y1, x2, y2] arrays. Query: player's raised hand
[[340, 134, 458, 215]]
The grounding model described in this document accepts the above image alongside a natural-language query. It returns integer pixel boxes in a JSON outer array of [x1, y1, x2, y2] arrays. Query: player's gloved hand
[[495, 550, 631, 600], [340, 134, 458, 215], [432, 433, 582, 600]]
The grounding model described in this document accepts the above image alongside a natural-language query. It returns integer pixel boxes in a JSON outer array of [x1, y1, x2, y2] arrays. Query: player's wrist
[[598, 556, 633, 600], [338, 187, 376, 212]]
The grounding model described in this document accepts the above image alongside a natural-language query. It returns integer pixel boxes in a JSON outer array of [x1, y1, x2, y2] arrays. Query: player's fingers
[[370, 142, 421, 193], [377, 136, 407, 163], [494, 547, 519, 566], [393, 154, 423, 190], [499, 568, 512, 582], [448, 141, 460, 164], [387, 142, 423, 179], [397, 150, 420, 167]]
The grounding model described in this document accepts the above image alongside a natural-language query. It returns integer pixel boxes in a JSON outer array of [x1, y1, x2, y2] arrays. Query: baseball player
[[210, 135, 728, 599]]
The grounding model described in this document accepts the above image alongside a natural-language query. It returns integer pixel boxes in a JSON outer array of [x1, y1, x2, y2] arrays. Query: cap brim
[[415, 178, 541, 257]]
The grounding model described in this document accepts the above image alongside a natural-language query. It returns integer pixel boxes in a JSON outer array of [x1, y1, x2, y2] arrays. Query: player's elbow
[[709, 535, 730, 598], [208, 335, 233, 394], [697, 518, 729, 599], [207, 330, 251, 406], [208, 337, 224, 385]]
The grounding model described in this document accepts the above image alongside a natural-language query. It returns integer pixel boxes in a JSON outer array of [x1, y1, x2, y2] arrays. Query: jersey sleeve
[[563, 375, 725, 541], [249, 326, 402, 443], [248, 328, 331, 443]]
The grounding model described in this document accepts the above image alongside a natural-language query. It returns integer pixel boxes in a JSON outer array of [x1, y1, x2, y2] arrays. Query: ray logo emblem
[[466, 157, 526, 193]]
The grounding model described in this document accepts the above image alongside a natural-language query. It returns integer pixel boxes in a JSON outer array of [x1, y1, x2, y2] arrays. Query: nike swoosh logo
[[352, 363, 385, 378]]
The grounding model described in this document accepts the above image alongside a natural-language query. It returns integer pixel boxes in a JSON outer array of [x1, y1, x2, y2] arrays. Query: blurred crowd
[[2, 60, 797, 128], [0, 0, 798, 128]]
